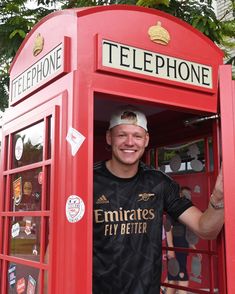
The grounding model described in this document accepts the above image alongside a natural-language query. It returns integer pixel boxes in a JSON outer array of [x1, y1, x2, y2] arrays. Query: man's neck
[[106, 160, 139, 178]]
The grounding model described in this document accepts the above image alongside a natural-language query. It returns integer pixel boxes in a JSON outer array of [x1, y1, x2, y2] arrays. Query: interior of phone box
[[93, 92, 214, 164]]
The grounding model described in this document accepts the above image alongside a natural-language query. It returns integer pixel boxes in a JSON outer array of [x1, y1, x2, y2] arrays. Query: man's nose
[[125, 135, 134, 145]]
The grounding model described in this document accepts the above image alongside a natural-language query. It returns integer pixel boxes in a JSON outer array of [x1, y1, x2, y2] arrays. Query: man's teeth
[[123, 150, 135, 153]]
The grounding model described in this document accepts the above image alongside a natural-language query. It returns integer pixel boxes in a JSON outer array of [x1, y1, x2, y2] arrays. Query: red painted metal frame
[[0, 92, 71, 293], [0, 105, 55, 293], [219, 65, 235, 294]]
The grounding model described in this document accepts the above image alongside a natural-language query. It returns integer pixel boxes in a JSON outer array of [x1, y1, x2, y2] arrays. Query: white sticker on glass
[[12, 223, 20, 238], [15, 137, 23, 161], [66, 195, 85, 223], [66, 127, 86, 156]]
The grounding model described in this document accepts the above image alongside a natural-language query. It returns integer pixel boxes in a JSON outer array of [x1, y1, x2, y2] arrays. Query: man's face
[[106, 124, 149, 166]]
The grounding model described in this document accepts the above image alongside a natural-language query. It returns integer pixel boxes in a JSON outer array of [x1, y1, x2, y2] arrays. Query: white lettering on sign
[[102, 40, 213, 89], [11, 43, 63, 103]]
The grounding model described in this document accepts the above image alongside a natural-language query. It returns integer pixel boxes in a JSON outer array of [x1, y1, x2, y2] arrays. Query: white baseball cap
[[109, 106, 148, 131]]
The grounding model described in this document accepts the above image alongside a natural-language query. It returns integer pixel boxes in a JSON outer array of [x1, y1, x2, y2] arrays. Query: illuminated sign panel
[[102, 39, 213, 89], [10, 42, 68, 105]]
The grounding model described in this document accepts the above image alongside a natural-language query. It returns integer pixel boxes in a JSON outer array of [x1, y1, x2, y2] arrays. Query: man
[[165, 187, 201, 294], [93, 106, 224, 294]]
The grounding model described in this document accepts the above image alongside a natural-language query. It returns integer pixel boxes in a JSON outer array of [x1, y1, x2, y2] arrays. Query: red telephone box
[[0, 5, 234, 294]]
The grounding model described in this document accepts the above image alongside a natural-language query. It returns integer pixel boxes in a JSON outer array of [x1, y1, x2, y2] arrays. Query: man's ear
[[145, 132, 150, 147], [106, 130, 111, 146]]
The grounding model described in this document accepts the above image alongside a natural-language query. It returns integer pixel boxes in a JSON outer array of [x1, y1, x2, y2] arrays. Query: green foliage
[[0, 63, 9, 111], [137, 0, 169, 8], [0, 0, 56, 110], [151, 0, 234, 45], [0, 0, 234, 110]]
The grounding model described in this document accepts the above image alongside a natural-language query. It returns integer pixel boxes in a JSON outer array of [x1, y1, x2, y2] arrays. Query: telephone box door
[[0, 93, 66, 293]]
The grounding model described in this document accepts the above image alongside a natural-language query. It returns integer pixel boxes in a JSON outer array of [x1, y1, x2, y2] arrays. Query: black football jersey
[[93, 161, 193, 294]]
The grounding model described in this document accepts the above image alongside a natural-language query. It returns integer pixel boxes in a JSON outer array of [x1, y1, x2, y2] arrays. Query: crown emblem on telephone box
[[148, 21, 170, 45], [33, 33, 44, 56]]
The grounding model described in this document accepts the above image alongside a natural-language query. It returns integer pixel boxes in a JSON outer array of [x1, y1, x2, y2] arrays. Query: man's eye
[[135, 135, 143, 139]]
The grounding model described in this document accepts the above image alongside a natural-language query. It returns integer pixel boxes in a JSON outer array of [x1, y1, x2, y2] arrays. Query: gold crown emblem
[[148, 21, 170, 45], [33, 33, 44, 56]]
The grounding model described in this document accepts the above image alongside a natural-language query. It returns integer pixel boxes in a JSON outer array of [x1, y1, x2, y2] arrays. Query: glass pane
[[158, 140, 206, 174], [10, 217, 41, 262], [13, 121, 44, 168], [161, 250, 219, 293], [46, 166, 51, 211], [43, 270, 49, 293], [208, 137, 214, 172], [163, 214, 212, 251], [11, 168, 42, 212], [43, 217, 50, 264], [7, 262, 39, 294], [47, 116, 52, 160], [4, 135, 9, 170]]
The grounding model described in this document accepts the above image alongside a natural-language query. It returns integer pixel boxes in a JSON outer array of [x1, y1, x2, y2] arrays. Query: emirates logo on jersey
[[94, 207, 155, 236], [138, 193, 155, 202]]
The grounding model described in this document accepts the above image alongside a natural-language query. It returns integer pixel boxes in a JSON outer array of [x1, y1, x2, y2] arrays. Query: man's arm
[[178, 169, 224, 240]]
